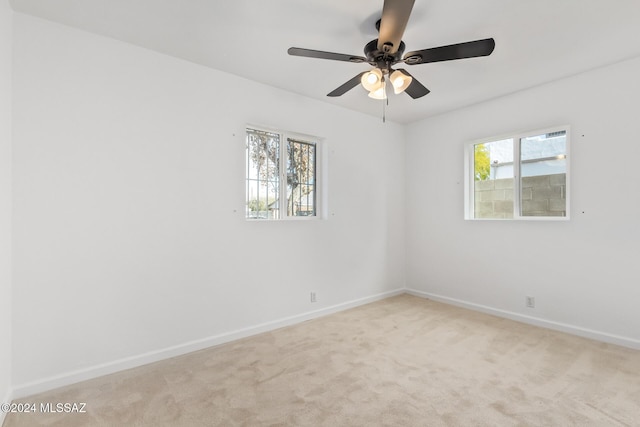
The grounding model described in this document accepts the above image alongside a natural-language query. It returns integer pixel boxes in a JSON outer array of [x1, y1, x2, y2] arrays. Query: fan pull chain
[[382, 98, 386, 123], [382, 79, 387, 123]]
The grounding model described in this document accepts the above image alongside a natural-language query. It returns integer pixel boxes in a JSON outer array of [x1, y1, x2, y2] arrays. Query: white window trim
[[464, 125, 570, 221], [245, 125, 324, 221]]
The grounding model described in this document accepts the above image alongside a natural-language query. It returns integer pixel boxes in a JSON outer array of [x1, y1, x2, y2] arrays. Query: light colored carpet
[[4, 294, 640, 426]]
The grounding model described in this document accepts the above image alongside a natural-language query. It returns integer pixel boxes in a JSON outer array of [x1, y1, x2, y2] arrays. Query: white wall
[[11, 13, 405, 392], [0, 0, 13, 416], [406, 56, 640, 348]]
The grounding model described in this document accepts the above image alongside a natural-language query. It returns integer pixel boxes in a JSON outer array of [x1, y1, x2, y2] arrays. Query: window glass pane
[[520, 131, 567, 217], [286, 138, 316, 217], [246, 129, 280, 219], [473, 139, 514, 219]]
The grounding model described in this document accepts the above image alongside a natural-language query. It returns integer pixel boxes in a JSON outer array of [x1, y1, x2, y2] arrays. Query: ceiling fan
[[288, 0, 495, 100]]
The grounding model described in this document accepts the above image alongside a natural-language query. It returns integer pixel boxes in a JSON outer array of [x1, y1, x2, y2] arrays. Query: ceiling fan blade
[[327, 72, 367, 97], [403, 38, 495, 65], [377, 0, 415, 54], [288, 47, 366, 63], [396, 69, 430, 98]]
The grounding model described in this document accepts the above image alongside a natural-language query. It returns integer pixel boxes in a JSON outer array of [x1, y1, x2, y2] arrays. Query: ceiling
[[9, 0, 640, 124]]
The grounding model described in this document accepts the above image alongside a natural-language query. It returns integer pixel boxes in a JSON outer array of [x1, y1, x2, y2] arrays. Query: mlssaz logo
[[40, 402, 87, 413]]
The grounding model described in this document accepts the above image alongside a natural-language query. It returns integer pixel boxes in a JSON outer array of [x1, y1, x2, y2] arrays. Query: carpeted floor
[[4, 294, 640, 426]]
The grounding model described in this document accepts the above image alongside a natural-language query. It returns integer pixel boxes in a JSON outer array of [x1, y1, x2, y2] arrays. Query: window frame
[[245, 125, 323, 221], [464, 125, 570, 221]]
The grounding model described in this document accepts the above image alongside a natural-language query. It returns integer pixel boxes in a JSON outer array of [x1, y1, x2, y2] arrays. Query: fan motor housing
[[364, 39, 405, 68]]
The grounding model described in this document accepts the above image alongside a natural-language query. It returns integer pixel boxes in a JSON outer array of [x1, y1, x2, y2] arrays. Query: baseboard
[[406, 288, 640, 350], [1, 388, 12, 426], [12, 288, 404, 399]]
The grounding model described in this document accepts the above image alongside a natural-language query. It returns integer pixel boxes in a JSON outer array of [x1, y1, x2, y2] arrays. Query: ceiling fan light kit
[[288, 0, 495, 104]]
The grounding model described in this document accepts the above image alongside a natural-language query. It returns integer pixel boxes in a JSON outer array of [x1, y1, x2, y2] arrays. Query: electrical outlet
[[526, 296, 535, 308], [310, 292, 317, 303]]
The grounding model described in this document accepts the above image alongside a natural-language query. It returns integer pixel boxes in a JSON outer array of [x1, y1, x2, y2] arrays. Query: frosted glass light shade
[[390, 70, 412, 94], [361, 68, 383, 92], [368, 85, 387, 100]]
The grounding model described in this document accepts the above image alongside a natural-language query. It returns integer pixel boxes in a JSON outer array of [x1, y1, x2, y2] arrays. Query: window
[[465, 126, 569, 220], [245, 127, 319, 220]]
